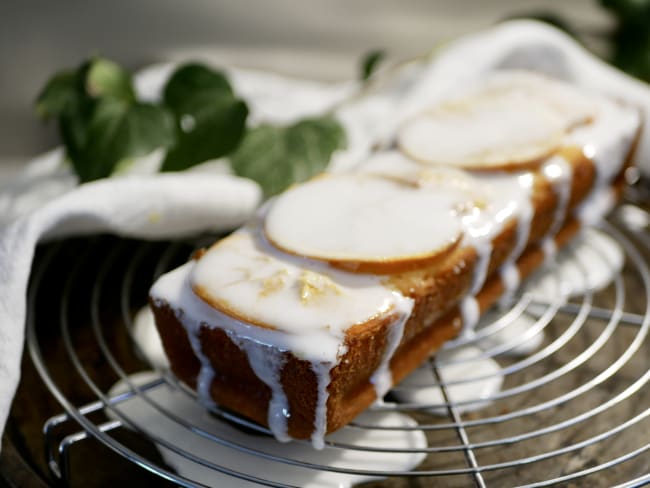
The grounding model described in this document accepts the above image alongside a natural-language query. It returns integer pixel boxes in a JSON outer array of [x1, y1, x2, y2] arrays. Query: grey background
[[0, 0, 611, 180]]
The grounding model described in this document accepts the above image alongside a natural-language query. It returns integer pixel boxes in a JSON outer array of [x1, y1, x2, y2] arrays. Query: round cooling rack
[[24, 207, 650, 488]]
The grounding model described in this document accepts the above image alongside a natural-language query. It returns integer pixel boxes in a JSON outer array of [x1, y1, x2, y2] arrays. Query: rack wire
[[26, 207, 650, 487]]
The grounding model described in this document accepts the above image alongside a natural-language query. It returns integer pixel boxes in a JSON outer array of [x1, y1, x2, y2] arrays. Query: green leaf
[[59, 96, 95, 165], [35, 56, 176, 182], [86, 57, 136, 102], [35, 70, 81, 120], [161, 98, 248, 172], [160, 63, 248, 172], [74, 98, 175, 181], [230, 116, 346, 197], [360, 49, 386, 81], [609, 26, 650, 82], [163, 63, 234, 116], [601, 0, 650, 25]]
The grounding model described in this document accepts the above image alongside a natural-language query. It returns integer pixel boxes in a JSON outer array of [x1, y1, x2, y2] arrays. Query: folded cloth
[[2, 19, 650, 448], [0, 172, 262, 440]]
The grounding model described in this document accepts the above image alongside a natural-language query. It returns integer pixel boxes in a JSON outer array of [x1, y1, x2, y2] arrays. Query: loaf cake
[[149, 71, 641, 448]]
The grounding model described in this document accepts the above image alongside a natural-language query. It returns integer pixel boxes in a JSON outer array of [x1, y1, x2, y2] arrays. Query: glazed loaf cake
[[149, 71, 640, 447]]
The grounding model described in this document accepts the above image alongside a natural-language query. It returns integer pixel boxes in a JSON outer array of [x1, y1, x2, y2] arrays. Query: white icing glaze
[[188, 328, 217, 409], [474, 310, 544, 357], [527, 228, 624, 299], [354, 152, 538, 304], [107, 372, 427, 487], [369, 296, 413, 398], [153, 229, 415, 446], [499, 263, 521, 306], [542, 238, 558, 265], [132, 306, 169, 369], [459, 173, 535, 295], [577, 186, 616, 226], [570, 98, 640, 188], [498, 173, 535, 302], [571, 97, 640, 225], [264, 174, 464, 266], [398, 90, 565, 169], [469, 240, 492, 295], [227, 335, 291, 443], [191, 228, 401, 359], [392, 346, 503, 415], [542, 155, 572, 238], [473, 70, 597, 130], [509, 174, 536, 256], [460, 296, 480, 333], [311, 361, 334, 450]]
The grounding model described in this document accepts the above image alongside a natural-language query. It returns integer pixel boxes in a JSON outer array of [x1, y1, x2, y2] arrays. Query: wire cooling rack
[[25, 206, 650, 487]]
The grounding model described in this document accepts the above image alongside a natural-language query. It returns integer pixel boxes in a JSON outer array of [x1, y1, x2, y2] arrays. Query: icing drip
[[570, 97, 640, 225], [474, 310, 544, 357], [470, 239, 492, 295], [460, 296, 480, 333], [499, 263, 521, 306], [527, 228, 624, 299], [106, 372, 427, 487], [229, 335, 291, 442], [509, 181, 534, 260], [571, 98, 640, 189], [132, 306, 169, 369], [190, 338, 217, 409], [576, 186, 616, 226], [159, 302, 217, 409], [393, 346, 503, 415], [499, 186, 534, 302], [370, 294, 415, 398], [542, 238, 557, 265], [542, 155, 572, 238], [153, 235, 411, 447], [311, 361, 334, 450]]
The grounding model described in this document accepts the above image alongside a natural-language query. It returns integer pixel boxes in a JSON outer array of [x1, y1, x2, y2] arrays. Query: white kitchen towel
[[0, 171, 262, 442], [2, 19, 650, 448]]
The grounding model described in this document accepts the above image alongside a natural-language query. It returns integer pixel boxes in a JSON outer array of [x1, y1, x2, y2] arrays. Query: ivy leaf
[[160, 63, 249, 172], [35, 70, 82, 120], [360, 49, 386, 81], [35, 57, 176, 182], [230, 116, 346, 197], [161, 98, 248, 172], [86, 57, 136, 102], [163, 63, 234, 116], [59, 96, 95, 166], [601, 0, 650, 25], [609, 26, 650, 82], [73, 98, 175, 181], [37, 57, 135, 121], [35, 59, 348, 188]]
